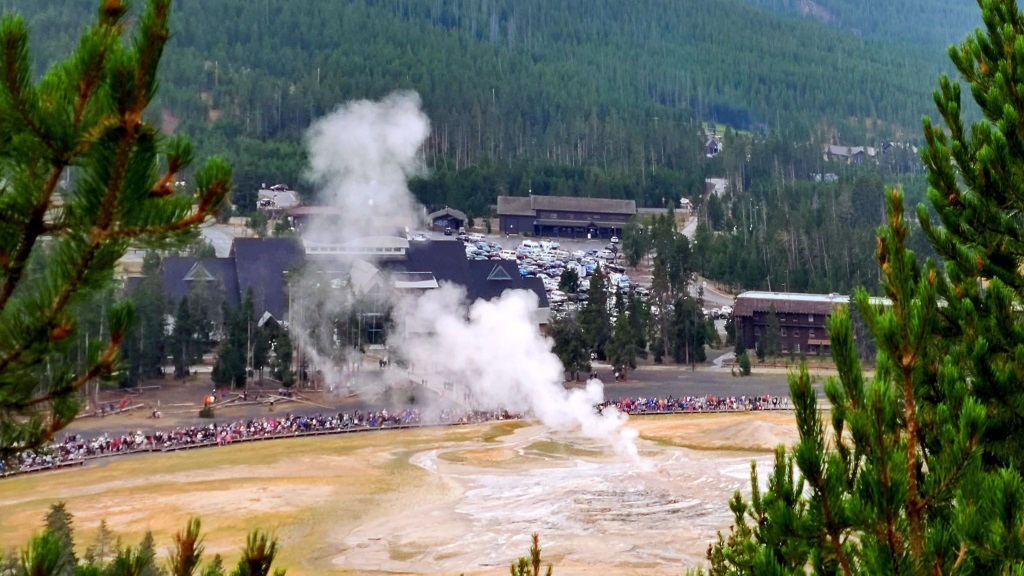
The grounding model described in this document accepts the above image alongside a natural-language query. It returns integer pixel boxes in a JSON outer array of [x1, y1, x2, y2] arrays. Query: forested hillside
[[17, 0, 953, 135], [16, 2, 955, 186], [8, 0, 973, 294], [741, 0, 979, 52]]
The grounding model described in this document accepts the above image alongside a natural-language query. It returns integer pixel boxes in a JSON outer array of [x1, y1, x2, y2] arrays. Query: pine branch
[[0, 165, 65, 314], [20, 335, 120, 411], [922, 435, 979, 510], [0, 21, 54, 155], [0, 0, 234, 466]]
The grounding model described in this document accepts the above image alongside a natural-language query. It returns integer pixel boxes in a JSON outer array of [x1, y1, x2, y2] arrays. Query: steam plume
[[304, 91, 429, 240], [294, 91, 637, 458], [391, 284, 639, 459]]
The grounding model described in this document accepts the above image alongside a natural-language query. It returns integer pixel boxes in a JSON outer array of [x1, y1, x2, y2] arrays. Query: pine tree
[[649, 256, 673, 362], [621, 219, 651, 268], [670, 294, 706, 364], [763, 305, 782, 358], [84, 519, 118, 568], [44, 502, 77, 576], [18, 532, 66, 576], [213, 291, 253, 390], [509, 534, 552, 576], [557, 268, 580, 294], [626, 293, 649, 356], [231, 531, 285, 576], [919, 0, 1024, 473], [137, 531, 160, 576], [578, 264, 612, 360], [548, 315, 589, 381], [0, 0, 230, 462], [122, 251, 167, 386], [251, 322, 271, 382], [607, 311, 640, 380], [736, 350, 751, 376], [171, 296, 194, 379], [272, 330, 294, 388], [694, 189, 1024, 575], [169, 517, 205, 576]]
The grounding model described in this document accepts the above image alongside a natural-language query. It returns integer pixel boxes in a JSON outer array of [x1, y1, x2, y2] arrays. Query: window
[[808, 314, 814, 322], [795, 344, 801, 354], [754, 327, 761, 336], [809, 329, 815, 338], [780, 327, 787, 336]]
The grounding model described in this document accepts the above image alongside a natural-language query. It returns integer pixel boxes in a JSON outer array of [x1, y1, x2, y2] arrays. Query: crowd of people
[[2, 408, 516, 475], [2, 394, 790, 476], [601, 393, 790, 414]]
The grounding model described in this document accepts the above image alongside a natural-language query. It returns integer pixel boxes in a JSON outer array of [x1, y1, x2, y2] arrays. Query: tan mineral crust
[[0, 412, 798, 575]]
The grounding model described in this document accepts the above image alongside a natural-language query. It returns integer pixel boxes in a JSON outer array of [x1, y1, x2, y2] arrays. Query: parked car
[[610, 235, 619, 244]]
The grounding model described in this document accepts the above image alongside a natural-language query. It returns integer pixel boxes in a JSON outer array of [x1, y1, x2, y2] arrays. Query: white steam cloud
[[304, 91, 430, 240], [296, 91, 637, 458], [391, 284, 639, 459]]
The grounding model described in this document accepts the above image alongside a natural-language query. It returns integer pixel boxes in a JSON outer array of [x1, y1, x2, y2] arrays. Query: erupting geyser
[[294, 92, 638, 456]]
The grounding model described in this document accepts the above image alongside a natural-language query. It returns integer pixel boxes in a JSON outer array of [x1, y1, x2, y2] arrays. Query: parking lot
[[448, 230, 638, 312]]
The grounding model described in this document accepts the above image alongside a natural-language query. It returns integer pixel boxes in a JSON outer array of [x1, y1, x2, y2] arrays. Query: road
[[677, 214, 736, 308], [695, 277, 735, 308], [681, 213, 698, 241]]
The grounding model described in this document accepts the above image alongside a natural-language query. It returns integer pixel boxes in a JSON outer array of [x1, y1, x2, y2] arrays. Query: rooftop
[[497, 195, 637, 216], [734, 291, 890, 317]]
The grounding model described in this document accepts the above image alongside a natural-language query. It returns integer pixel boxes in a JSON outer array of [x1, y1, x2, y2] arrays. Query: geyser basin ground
[[0, 412, 797, 575]]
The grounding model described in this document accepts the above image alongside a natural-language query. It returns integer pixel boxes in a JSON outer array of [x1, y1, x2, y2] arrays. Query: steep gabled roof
[[467, 259, 548, 307], [148, 237, 549, 327], [184, 262, 216, 281], [395, 240, 470, 287], [161, 257, 240, 308], [486, 263, 513, 281], [230, 237, 305, 319], [427, 207, 468, 222]]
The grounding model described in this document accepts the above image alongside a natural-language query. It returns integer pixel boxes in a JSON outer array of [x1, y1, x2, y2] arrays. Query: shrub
[[737, 351, 752, 376]]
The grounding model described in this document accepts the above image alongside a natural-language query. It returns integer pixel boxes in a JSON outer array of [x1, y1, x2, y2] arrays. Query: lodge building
[[733, 291, 849, 356], [153, 236, 549, 335], [497, 195, 636, 239]]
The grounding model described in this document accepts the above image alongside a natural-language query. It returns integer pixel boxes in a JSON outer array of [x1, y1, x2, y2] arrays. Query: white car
[[610, 236, 619, 244]]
